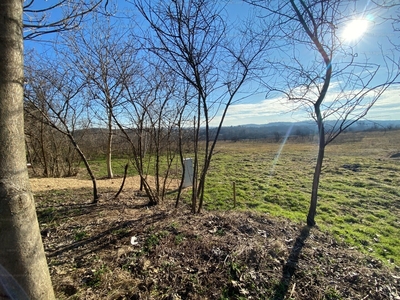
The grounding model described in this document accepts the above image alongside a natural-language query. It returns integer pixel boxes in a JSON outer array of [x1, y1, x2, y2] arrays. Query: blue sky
[[24, 0, 400, 126], [209, 0, 400, 126], [218, 85, 400, 126]]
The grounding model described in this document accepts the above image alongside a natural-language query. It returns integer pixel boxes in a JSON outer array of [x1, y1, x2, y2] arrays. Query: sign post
[[182, 158, 193, 188]]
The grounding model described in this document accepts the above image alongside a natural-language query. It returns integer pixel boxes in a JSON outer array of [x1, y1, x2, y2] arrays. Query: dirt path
[[29, 176, 179, 193]]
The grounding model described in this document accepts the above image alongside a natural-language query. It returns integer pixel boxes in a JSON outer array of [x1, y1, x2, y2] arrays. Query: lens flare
[[342, 19, 369, 42], [267, 124, 293, 184]]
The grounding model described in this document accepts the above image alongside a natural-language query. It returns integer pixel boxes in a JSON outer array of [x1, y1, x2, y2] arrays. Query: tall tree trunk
[[175, 123, 185, 208], [106, 107, 113, 179], [40, 119, 49, 177], [0, 1, 55, 299], [307, 109, 325, 226], [192, 115, 200, 214]]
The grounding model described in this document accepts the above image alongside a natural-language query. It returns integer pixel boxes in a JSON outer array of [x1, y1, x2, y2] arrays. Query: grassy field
[[197, 130, 400, 266], [86, 129, 400, 267], [32, 129, 400, 299]]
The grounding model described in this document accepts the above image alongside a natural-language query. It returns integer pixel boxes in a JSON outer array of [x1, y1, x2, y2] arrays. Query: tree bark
[[106, 106, 113, 179], [307, 109, 325, 226], [0, 1, 55, 299], [288, 0, 332, 227]]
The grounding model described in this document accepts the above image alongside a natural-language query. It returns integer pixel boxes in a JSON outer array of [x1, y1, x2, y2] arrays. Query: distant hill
[[73, 120, 400, 143], [241, 119, 400, 129], [216, 120, 400, 141]]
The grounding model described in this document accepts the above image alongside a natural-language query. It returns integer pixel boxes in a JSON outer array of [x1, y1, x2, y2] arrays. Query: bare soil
[[30, 176, 178, 193], [31, 178, 400, 300]]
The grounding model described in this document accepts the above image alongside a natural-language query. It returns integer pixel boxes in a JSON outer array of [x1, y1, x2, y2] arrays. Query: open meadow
[[205, 129, 400, 266], [31, 129, 400, 299]]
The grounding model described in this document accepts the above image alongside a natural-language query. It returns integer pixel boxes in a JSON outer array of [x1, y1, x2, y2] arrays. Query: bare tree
[[0, 1, 55, 299], [112, 56, 184, 206], [63, 17, 137, 179], [23, 0, 104, 40], [246, 0, 400, 225], [0, 0, 107, 297], [371, 1, 400, 51], [134, 0, 271, 213], [24, 54, 81, 178], [24, 56, 100, 203], [24, 105, 80, 178]]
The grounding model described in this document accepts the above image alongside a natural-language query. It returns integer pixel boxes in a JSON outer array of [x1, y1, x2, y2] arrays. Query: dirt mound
[[32, 183, 400, 300]]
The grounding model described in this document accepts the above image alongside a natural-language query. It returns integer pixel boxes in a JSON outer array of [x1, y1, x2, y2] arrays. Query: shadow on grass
[[272, 225, 311, 300]]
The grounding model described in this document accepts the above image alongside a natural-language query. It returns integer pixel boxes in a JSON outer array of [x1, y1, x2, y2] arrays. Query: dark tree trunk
[[307, 107, 325, 226]]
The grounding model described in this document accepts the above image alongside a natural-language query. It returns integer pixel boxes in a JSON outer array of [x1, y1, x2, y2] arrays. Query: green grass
[[74, 229, 88, 241], [52, 130, 400, 267], [84, 155, 183, 182], [197, 130, 400, 266], [82, 158, 137, 179]]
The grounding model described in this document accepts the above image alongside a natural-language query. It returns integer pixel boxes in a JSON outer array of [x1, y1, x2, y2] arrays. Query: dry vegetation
[[31, 132, 400, 300], [32, 129, 400, 300], [34, 188, 399, 300]]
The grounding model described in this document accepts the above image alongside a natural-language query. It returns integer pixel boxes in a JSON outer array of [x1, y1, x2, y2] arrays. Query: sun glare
[[342, 19, 369, 42]]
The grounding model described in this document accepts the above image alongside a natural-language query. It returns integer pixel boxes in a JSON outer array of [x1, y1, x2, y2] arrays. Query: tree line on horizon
[[25, 120, 400, 174]]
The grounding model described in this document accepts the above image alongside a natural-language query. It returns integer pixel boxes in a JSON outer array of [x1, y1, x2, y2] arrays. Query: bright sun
[[342, 19, 369, 42]]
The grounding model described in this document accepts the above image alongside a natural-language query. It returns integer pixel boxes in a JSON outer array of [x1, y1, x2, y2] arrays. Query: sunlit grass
[[82, 158, 136, 178], [200, 130, 400, 266], [75, 130, 400, 266]]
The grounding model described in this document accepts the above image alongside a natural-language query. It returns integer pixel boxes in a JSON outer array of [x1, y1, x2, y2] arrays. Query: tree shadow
[[272, 225, 311, 300], [47, 211, 168, 260], [36, 190, 150, 225]]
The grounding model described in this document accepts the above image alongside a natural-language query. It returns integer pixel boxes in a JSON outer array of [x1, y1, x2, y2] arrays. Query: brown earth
[[30, 176, 178, 193], [31, 178, 400, 300]]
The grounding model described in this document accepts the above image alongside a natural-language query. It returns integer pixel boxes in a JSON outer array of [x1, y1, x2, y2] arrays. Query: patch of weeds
[[220, 293, 247, 300], [364, 215, 379, 223], [85, 264, 108, 287], [144, 231, 169, 252], [221, 283, 248, 300], [353, 181, 366, 187], [229, 261, 243, 280], [144, 234, 159, 252], [175, 234, 185, 245], [343, 215, 358, 224], [121, 257, 135, 271], [216, 228, 226, 236], [245, 202, 260, 209], [74, 230, 88, 241], [161, 260, 174, 271], [121, 250, 144, 271], [324, 286, 342, 300], [37, 207, 57, 224], [170, 222, 179, 230], [271, 279, 288, 299]]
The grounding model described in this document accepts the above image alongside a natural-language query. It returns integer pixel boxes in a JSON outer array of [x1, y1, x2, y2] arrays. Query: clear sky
[[24, 0, 400, 126], [213, 0, 400, 126]]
